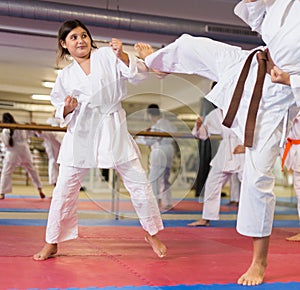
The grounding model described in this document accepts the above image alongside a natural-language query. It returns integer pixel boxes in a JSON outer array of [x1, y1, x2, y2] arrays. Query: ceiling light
[[31, 94, 51, 101], [42, 81, 55, 88], [177, 114, 198, 121]]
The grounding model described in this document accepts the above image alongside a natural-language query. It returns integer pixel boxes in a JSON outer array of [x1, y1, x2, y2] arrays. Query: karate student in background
[[0, 112, 45, 200], [271, 66, 300, 242], [35, 116, 63, 187], [33, 19, 166, 261], [228, 173, 241, 207], [188, 108, 244, 227], [136, 104, 177, 211], [135, 0, 300, 285]]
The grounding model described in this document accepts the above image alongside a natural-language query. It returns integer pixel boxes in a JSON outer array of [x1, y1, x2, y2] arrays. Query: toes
[[33, 254, 45, 261]]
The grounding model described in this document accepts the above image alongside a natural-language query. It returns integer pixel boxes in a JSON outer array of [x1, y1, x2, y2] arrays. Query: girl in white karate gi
[[0, 113, 45, 200], [135, 0, 300, 285], [136, 104, 177, 210], [188, 108, 244, 227], [33, 20, 166, 261]]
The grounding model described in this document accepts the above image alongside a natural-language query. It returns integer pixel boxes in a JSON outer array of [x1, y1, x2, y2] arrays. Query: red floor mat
[[0, 198, 237, 213], [0, 226, 299, 289]]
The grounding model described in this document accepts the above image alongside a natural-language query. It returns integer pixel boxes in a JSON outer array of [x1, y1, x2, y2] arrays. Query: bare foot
[[226, 201, 239, 207], [160, 204, 173, 212], [0, 194, 5, 200], [286, 233, 300, 242], [134, 42, 169, 79], [237, 262, 266, 286], [187, 219, 210, 227], [38, 189, 46, 199], [33, 243, 57, 261], [134, 42, 154, 60], [145, 232, 167, 258]]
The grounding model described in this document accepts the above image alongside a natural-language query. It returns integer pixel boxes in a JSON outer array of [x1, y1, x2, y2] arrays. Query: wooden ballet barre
[[0, 123, 221, 140], [0, 123, 67, 132]]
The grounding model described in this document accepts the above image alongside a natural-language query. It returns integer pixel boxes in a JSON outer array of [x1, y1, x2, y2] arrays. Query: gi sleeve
[[234, 0, 266, 34], [50, 75, 76, 127], [192, 123, 209, 140], [118, 52, 148, 84]]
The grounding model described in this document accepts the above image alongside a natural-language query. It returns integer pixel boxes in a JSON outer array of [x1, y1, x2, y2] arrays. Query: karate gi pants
[[148, 145, 174, 207], [230, 173, 241, 203], [237, 126, 282, 237], [46, 158, 164, 244], [202, 166, 240, 221], [149, 165, 172, 207], [48, 157, 59, 185], [0, 159, 42, 194]]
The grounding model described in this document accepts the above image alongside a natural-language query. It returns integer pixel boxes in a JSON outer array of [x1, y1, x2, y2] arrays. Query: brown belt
[[222, 48, 275, 147]]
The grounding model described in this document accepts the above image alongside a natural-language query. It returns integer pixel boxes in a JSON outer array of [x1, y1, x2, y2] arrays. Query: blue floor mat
[[40, 282, 300, 290]]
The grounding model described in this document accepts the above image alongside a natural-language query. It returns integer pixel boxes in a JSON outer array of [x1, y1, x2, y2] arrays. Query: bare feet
[[160, 204, 173, 212], [286, 233, 300, 242], [38, 188, 46, 199], [145, 232, 167, 258], [187, 219, 210, 227], [237, 262, 266, 286], [134, 42, 154, 60], [0, 194, 4, 200], [33, 243, 57, 261], [134, 42, 169, 79]]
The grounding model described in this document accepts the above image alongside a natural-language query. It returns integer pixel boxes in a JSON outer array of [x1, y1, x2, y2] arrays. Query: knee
[[176, 34, 210, 46]]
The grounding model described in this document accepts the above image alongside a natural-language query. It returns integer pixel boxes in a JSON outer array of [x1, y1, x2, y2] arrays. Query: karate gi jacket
[[192, 108, 244, 173], [51, 47, 146, 168], [136, 118, 177, 168]]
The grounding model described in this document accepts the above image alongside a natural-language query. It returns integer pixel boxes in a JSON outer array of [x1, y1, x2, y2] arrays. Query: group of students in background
[[1, 0, 300, 286]]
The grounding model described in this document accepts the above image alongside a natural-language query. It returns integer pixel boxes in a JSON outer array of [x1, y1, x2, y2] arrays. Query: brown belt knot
[[222, 48, 274, 147]]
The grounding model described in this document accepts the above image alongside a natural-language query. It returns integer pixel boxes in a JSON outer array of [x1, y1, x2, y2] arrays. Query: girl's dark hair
[[2, 112, 16, 147], [147, 104, 161, 116], [56, 19, 97, 64]]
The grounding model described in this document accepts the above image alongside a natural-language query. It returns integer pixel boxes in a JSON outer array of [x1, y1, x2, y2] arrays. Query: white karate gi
[[192, 108, 244, 220], [282, 112, 300, 220], [136, 118, 177, 207], [47, 47, 163, 244], [145, 0, 300, 236], [36, 131, 62, 185], [229, 173, 241, 203], [0, 129, 42, 194]]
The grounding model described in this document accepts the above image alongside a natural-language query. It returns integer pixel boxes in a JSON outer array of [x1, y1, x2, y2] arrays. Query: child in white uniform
[[0, 112, 45, 200], [136, 104, 177, 210], [188, 108, 244, 227], [33, 19, 166, 261]]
